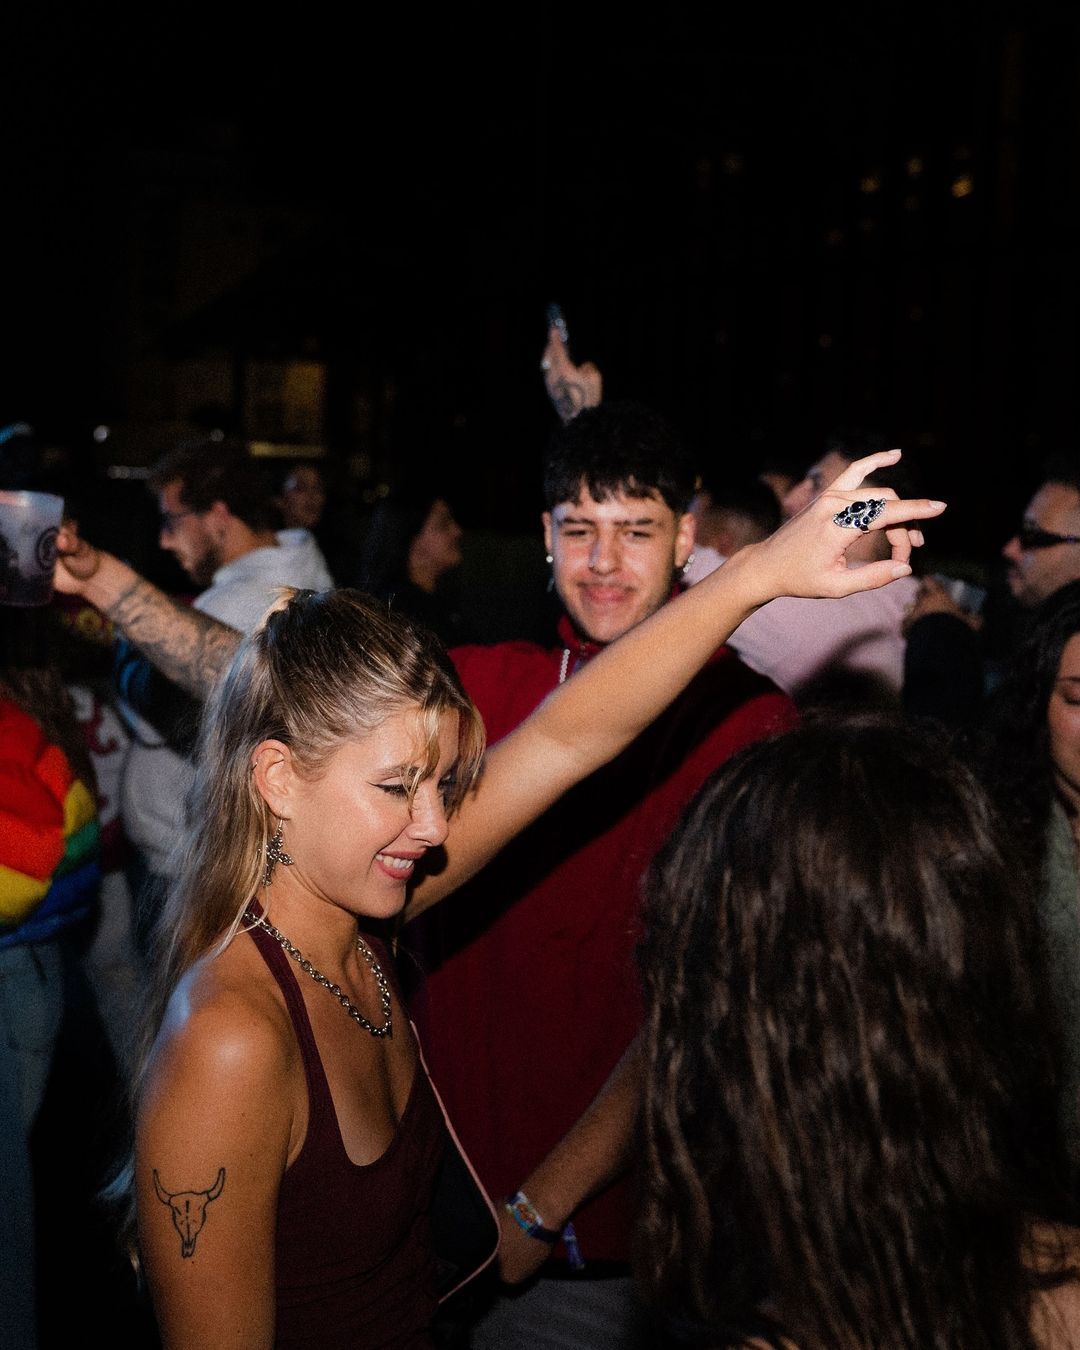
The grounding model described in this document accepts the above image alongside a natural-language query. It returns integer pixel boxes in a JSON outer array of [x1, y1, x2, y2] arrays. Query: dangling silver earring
[[681, 552, 696, 577], [263, 824, 294, 887], [545, 553, 555, 594]]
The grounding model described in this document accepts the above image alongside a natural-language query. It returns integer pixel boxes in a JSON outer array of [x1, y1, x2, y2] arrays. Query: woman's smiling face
[[275, 706, 459, 919]]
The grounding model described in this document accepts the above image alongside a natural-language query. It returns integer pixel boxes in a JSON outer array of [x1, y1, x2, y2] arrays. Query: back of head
[[639, 712, 1067, 1348], [148, 440, 276, 534], [543, 401, 695, 513], [696, 472, 781, 551]]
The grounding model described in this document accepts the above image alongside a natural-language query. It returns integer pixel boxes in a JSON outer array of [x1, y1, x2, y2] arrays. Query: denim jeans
[[469, 1275, 647, 1350], [0, 940, 64, 1350]]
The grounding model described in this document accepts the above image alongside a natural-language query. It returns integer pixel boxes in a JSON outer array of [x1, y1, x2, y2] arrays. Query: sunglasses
[[1017, 524, 1080, 551]]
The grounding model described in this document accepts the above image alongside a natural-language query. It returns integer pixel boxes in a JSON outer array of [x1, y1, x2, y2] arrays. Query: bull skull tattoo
[[153, 1167, 226, 1258]]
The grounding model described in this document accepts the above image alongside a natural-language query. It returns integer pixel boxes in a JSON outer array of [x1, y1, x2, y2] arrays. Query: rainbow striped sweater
[[0, 698, 100, 949]]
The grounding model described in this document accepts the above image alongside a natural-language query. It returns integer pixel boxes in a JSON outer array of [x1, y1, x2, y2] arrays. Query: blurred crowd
[[4, 322, 1080, 1350]]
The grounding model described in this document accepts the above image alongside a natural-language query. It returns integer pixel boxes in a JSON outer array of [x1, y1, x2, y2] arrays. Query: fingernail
[[892, 563, 912, 578], [929, 500, 946, 509]]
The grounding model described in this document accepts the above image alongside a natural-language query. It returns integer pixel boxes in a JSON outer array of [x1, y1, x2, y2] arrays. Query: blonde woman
[[56, 452, 942, 1348]]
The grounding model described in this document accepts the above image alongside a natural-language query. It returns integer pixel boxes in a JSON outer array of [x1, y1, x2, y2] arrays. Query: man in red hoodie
[[411, 400, 797, 1349]]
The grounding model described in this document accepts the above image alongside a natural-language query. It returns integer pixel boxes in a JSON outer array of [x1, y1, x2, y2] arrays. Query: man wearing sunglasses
[[1002, 457, 1080, 609], [902, 456, 1080, 727]]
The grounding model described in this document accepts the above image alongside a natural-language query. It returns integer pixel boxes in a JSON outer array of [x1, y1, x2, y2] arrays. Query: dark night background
[[4, 3, 1080, 566], [8, 8, 1080, 1341]]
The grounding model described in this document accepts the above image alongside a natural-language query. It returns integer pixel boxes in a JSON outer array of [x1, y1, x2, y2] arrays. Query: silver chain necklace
[[247, 910, 393, 1039]]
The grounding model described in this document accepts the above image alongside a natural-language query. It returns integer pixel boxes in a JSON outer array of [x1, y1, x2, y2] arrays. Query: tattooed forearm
[[153, 1168, 226, 1258], [109, 580, 241, 700]]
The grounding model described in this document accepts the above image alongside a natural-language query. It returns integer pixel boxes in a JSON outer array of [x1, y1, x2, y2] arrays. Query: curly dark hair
[[543, 401, 696, 514], [638, 713, 1075, 1349]]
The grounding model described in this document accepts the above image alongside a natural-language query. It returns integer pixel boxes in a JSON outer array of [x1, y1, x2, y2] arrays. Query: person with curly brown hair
[[638, 714, 1080, 1349]]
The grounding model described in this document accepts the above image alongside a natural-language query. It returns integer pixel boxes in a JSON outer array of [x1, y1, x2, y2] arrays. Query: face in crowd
[[1002, 481, 1080, 610], [408, 499, 464, 586], [157, 478, 223, 588], [279, 465, 326, 532], [258, 705, 459, 923], [543, 483, 695, 645]]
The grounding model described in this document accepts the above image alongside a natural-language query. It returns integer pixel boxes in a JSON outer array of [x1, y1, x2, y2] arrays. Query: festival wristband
[[504, 1191, 585, 1270], [505, 1190, 562, 1243]]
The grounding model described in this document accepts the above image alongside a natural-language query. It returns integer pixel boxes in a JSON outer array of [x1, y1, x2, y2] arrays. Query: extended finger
[[825, 495, 943, 571], [828, 494, 946, 533], [541, 326, 569, 367]]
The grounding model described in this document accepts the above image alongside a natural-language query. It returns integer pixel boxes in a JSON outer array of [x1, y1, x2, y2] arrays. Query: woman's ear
[[251, 740, 298, 820]]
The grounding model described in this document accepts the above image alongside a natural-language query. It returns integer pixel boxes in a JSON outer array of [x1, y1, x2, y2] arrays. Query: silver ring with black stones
[[832, 498, 886, 532]]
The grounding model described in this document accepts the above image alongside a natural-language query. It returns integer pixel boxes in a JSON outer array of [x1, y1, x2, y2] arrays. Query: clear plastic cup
[[0, 491, 65, 606]]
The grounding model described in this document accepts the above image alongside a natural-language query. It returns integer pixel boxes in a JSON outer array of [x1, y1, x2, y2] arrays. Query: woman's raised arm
[[406, 451, 944, 917]]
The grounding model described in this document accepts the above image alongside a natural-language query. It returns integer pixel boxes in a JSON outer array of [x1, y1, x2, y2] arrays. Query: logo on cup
[[36, 526, 59, 570]]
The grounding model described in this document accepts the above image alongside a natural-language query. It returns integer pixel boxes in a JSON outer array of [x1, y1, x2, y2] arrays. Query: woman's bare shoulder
[[136, 934, 294, 1348], [147, 932, 297, 1100]]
